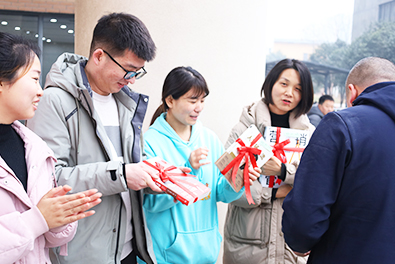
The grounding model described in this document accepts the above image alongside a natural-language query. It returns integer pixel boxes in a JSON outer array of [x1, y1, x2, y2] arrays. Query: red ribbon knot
[[221, 133, 263, 205], [143, 160, 198, 202], [268, 127, 305, 187], [153, 162, 177, 182]]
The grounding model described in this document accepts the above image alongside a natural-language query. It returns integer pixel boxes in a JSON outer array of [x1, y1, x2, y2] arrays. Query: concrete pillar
[[75, 1, 267, 263]]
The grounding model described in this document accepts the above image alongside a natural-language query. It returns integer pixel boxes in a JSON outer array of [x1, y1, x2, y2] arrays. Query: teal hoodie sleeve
[[215, 174, 244, 203], [143, 191, 180, 213]]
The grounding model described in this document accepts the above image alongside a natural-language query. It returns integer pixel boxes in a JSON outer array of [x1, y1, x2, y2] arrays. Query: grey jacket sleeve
[[27, 89, 127, 196], [282, 162, 298, 185], [308, 114, 321, 128]]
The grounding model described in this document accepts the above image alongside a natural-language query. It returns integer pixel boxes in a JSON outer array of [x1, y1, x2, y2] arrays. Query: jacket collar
[[239, 99, 313, 134]]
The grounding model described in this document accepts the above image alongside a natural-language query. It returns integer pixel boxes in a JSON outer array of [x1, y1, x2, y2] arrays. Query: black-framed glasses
[[103, 50, 147, 80]]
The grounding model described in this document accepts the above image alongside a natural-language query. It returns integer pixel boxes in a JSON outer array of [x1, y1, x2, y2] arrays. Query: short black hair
[[318, 94, 334, 105], [0, 32, 41, 84], [90, 12, 156, 61], [261, 59, 313, 117]]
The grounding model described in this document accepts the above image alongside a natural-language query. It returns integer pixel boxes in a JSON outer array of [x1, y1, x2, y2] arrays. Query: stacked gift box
[[215, 124, 273, 204], [144, 157, 211, 206], [259, 126, 310, 188]]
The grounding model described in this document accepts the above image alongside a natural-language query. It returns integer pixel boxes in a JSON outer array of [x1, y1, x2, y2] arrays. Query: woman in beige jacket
[[223, 59, 315, 264]]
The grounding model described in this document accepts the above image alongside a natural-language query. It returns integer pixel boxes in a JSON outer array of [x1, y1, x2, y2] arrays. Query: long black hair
[[0, 32, 41, 84], [150, 66, 209, 125]]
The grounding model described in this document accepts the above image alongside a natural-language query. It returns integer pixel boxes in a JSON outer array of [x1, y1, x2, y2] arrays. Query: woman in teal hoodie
[[140, 66, 259, 264]]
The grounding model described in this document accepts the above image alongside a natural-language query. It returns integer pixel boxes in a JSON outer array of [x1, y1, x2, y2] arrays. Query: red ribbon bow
[[221, 133, 262, 205], [143, 160, 199, 203], [268, 127, 305, 187]]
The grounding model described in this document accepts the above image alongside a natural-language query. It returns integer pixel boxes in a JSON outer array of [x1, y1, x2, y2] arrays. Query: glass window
[[379, 1, 395, 22], [42, 14, 75, 81], [0, 13, 38, 41], [0, 11, 74, 85]]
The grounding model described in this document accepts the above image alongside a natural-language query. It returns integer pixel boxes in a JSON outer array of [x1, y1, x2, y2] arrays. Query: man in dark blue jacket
[[282, 57, 395, 264]]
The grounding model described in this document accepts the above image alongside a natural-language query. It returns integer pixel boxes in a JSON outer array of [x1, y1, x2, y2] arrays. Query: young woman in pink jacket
[[0, 32, 102, 263]]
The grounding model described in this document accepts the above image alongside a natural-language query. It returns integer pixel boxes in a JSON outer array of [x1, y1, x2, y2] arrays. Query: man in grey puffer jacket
[[27, 13, 160, 264], [307, 94, 334, 127]]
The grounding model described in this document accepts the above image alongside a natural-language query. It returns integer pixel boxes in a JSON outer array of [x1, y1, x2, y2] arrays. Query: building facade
[[352, 0, 395, 40]]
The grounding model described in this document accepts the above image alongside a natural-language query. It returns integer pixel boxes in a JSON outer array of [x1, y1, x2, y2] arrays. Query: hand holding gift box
[[215, 124, 273, 205], [143, 157, 211, 206], [260, 126, 310, 188]]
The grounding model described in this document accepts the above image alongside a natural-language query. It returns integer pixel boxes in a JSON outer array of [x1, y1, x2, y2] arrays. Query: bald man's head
[[346, 57, 395, 97], [345, 57, 395, 107]]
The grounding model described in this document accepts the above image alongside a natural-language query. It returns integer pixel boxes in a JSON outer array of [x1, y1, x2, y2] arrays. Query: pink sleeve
[[0, 206, 49, 263], [44, 220, 78, 256]]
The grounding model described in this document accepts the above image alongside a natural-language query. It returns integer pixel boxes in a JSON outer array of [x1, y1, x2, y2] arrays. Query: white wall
[[75, 1, 267, 263]]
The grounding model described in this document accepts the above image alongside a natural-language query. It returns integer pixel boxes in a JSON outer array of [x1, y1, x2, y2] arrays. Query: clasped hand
[[37, 185, 102, 229]]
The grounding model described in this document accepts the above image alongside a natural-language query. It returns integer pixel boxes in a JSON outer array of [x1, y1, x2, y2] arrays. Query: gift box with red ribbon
[[144, 157, 211, 206], [215, 124, 273, 205], [259, 126, 310, 188]]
